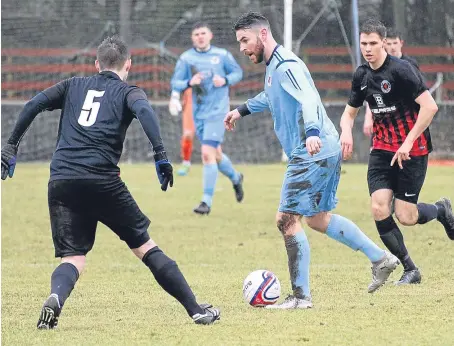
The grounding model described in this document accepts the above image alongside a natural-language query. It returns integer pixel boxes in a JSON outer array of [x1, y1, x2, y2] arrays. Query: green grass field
[[2, 163, 454, 346]]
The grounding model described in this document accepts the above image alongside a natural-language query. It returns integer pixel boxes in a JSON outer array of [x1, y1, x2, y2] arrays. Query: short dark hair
[[96, 35, 130, 71], [360, 19, 387, 39], [233, 11, 270, 31], [386, 27, 402, 40], [192, 21, 210, 32]]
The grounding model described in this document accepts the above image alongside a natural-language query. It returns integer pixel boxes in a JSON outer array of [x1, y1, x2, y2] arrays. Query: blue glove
[[154, 151, 174, 191], [1, 143, 18, 180]]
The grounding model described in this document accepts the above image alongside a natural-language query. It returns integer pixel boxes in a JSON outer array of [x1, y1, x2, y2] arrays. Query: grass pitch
[[2, 163, 454, 345]]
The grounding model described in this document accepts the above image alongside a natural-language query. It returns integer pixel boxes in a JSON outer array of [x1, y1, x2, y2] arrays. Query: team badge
[[210, 56, 220, 64], [267, 76, 272, 86], [381, 80, 391, 93]]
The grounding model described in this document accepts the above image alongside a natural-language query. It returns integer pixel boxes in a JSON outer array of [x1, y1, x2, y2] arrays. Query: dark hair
[[360, 19, 387, 39], [192, 21, 211, 32], [96, 35, 130, 71], [386, 27, 402, 40], [233, 11, 270, 31]]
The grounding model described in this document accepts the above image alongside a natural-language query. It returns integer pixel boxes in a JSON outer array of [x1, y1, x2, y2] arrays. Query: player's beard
[[254, 38, 265, 64]]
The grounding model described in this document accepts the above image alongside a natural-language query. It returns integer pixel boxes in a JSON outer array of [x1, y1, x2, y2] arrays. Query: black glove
[[154, 151, 173, 191], [1, 143, 18, 180]]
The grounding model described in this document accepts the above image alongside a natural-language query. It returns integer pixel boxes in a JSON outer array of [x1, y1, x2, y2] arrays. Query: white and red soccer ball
[[242, 270, 281, 307]]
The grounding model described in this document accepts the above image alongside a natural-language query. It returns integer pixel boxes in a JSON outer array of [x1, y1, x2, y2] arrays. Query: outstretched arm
[[2, 80, 69, 180], [130, 100, 165, 154], [239, 91, 269, 115], [224, 91, 269, 131], [7, 80, 68, 146], [127, 89, 173, 191]]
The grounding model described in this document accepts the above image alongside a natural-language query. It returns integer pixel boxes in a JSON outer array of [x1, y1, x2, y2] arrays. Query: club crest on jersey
[[210, 56, 220, 64], [381, 80, 391, 93], [267, 76, 272, 86]]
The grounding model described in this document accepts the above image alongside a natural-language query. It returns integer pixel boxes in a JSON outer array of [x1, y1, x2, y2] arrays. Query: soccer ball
[[242, 270, 281, 307]]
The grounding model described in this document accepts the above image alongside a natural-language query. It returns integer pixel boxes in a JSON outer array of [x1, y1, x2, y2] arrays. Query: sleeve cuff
[[237, 103, 251, 117], [305, 128, 320, 138], [153, 149, 167, 160]]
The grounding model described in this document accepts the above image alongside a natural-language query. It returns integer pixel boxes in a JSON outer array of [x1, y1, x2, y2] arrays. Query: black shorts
[[48, 178, 150, 258], [367, 149, 428, 204]]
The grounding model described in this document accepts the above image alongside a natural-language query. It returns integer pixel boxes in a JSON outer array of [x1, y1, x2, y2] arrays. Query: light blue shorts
[[278, 152, 341, 217], [195, 116, 226, 147]]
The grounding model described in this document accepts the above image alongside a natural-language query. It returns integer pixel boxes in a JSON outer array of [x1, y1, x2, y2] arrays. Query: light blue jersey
[[238, 45, 342, 216], [245, 45, 340, 161], [171, 46, 243, 121]]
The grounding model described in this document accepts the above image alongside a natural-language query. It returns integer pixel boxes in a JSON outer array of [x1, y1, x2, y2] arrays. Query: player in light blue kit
[[225, 12, 400, 309], [171, 22, 244, 215]]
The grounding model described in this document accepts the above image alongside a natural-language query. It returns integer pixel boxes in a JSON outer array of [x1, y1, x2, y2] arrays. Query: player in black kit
[[340, 20, 454, 285], [1, 36, 220, 328]]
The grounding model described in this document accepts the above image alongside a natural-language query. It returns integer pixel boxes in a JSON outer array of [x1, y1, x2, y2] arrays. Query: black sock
[[142, 247, 203, 317], [51, 262, 79, 307], [417, 203, 439, 224], [436, 204, 446, 220], [376, 216, 417, 271]]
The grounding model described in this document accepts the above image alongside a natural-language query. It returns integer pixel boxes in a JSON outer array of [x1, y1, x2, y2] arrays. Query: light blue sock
[[202, 163, 218, 207], [285, 231, 311, 299], [217, 154, 240, 184], [326, 214, 385, 263]]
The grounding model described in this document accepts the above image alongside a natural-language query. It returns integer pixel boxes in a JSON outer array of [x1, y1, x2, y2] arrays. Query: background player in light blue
[[225, 12, 400, 309], [171, 22, 244, 215]]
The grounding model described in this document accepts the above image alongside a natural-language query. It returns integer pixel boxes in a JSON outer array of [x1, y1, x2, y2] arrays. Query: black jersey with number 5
[[348, 54, 432, 156], [41, 71, 147, 180]]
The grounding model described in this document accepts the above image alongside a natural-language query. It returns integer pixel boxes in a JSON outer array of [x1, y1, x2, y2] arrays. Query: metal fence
[[2, 102, 453, 163]]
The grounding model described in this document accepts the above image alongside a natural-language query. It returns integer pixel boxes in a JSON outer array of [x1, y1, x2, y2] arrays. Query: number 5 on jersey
[[78, 90, 105, 127]]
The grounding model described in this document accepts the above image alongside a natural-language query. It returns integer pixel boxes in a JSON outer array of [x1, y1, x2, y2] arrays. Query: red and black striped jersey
[[348, 54, 432, 156]]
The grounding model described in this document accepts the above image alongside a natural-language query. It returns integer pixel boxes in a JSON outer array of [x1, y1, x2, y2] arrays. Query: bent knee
[[276, 212, 299, 236], [215, 148, 223, 162], [371, 202, 391, 220], [395, 208, 418, 226], [132, 239, 158, 260], [305, 212, 330, 233], [61, 255, 86, 275], [201, 148, 216, 163]]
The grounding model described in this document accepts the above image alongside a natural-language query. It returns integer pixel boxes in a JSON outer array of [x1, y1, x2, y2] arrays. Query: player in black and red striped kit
[[363, 27, 425, 137], [340, 19, 454, 285]]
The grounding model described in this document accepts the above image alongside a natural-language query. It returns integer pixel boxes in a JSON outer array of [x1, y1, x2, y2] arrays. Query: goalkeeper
[[170, 21, 244, 215], [2, 36, 220, 329], [169, 88, 195, 176]]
